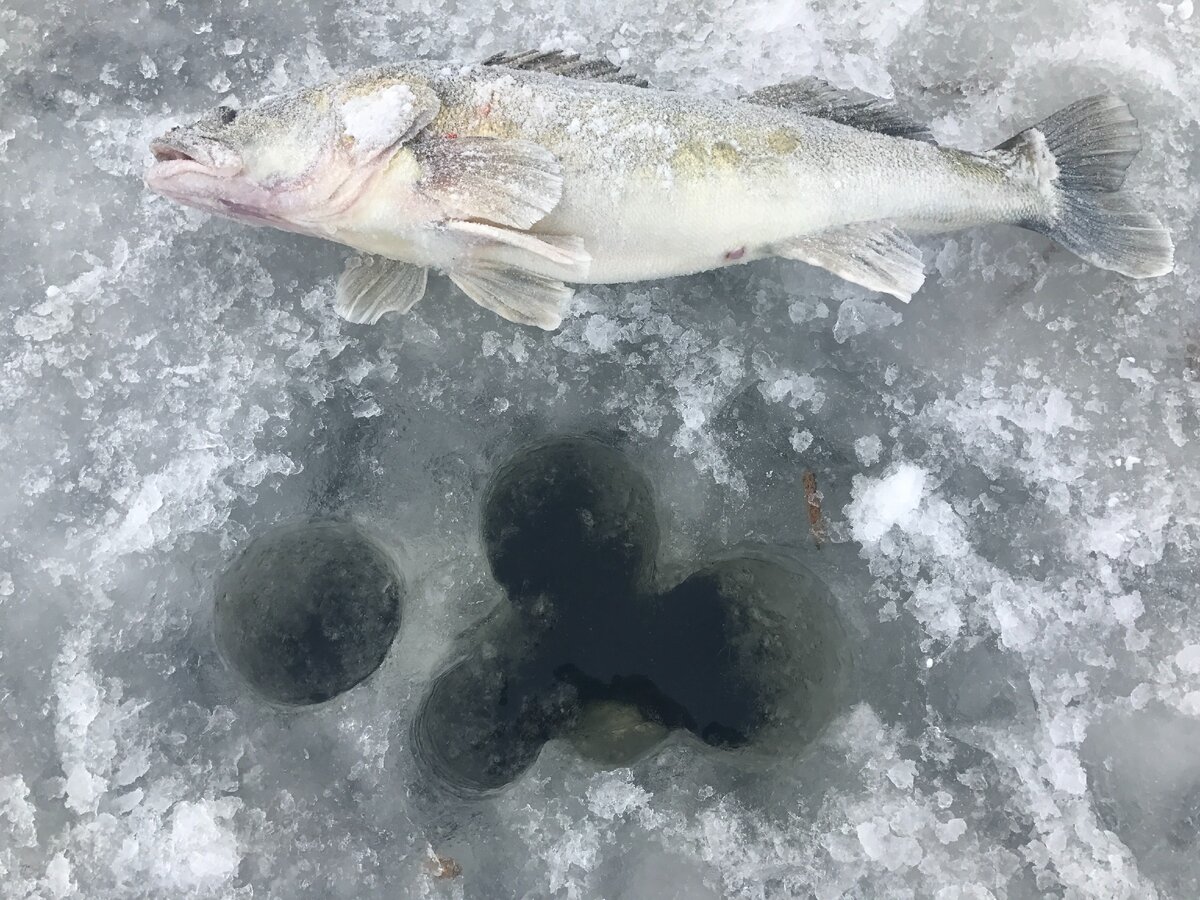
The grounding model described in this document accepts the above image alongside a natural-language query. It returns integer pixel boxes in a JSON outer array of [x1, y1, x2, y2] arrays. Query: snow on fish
[[145, 50, 1175, 330]]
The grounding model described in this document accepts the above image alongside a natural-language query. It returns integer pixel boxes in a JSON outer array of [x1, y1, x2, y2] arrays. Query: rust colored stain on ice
[[804, 471, 826, 547], [425, 853, 462, 879], [724, 246, 746, 261]]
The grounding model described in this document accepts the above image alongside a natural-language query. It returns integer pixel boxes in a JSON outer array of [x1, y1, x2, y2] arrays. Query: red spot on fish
[[444, 132, 458, 139], [480, 101, 493, 117], [725, 246, 746, 261]]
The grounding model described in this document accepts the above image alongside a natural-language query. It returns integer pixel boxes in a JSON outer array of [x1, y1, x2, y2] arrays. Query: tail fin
[[999, 95, 1174, 278]]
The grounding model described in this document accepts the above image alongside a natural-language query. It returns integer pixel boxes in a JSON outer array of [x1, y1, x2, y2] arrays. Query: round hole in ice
[[413, 437, 850, 794], [213, 521, 403, 706], [412, 650, 567, 795], [481, 435, 659, 607]]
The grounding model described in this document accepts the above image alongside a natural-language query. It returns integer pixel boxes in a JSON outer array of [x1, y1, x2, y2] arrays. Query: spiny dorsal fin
[[749, 78, 934, 143], [483, 50, 649, 87]]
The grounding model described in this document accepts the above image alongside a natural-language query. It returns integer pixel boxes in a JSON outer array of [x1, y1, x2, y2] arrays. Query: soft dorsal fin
[[482, 50, 649, 87], [748, 78, 934, 143]]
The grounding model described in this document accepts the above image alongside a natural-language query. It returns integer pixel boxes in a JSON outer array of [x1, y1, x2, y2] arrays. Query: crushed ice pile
[[2, 0, 1198, 897]]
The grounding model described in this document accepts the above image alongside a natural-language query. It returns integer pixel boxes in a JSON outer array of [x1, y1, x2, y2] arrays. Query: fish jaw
[[145, 159, 280, 229], [145, 128, 295, 228], [145, 130, 394, 238], [148, 131, 244, 174]]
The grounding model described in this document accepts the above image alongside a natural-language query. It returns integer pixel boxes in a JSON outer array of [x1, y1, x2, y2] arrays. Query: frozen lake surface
[[2, 0, 1198, 897]]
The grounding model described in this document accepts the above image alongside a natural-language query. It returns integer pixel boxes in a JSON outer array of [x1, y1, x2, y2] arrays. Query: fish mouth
[[150, 142, 199, 163], [146, 132, 244, 180]]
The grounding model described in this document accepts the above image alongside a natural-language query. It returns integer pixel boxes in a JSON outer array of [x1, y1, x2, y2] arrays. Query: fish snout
[[147, 129, 243, 176]]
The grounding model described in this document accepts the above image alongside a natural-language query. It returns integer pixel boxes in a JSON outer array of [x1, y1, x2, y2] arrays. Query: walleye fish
[[145, 50, 1174, 330]]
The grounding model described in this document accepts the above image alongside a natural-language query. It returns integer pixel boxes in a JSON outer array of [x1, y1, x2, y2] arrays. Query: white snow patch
[[936, 818, 967, 844], [1045, 748, 1087, 795], [791, 429, 814, 453], [855, 818, 923, 871], [855, 434, 883, 466], [586, 774, 652, 820], [1175, 645, 1200, 674], [45, 853, 73, 898], [146, 799, 243, 891], [0, 776, 37, 846], [339, 84, 417, 151], [846, 464, 928, 543]]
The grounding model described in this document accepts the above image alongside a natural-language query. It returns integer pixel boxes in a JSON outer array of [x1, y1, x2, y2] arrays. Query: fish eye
[[218, 105, 238, 125]]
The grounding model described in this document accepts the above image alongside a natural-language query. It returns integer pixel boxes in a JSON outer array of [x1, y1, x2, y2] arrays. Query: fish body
[[146, 52, 1174, 329], [358, 62, 1024, 282]]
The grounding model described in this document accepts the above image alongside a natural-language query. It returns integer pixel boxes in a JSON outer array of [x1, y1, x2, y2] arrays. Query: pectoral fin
[[416, 136, 565, 230], [448, 262, 572, 330], [443, 220, 590, 277], [336, 255, 428, 324], [779, 223, 925, 302]]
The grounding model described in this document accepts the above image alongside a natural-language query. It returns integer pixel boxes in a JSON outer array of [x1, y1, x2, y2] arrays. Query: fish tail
[[1000, 95, 1174, 278]]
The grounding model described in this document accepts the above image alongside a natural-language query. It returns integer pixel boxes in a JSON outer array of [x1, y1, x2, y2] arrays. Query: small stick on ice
[[804, 470, 826, 547]]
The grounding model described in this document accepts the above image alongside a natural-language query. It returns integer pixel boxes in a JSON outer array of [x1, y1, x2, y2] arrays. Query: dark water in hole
[[415, 437, 848, 793], [213, 521, 404, 706]]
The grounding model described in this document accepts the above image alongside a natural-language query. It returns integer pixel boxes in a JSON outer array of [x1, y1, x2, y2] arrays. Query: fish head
[[145, 75, 442, 235]]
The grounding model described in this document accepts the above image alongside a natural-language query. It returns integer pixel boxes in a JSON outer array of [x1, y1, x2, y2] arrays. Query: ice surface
[[2, 0, 1199, 897]]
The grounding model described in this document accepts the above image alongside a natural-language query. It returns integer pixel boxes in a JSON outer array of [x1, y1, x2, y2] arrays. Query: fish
[[145, 50, 1174, 330]]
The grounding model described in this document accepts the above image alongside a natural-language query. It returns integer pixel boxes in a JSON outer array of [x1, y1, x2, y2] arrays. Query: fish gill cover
[[1, 0, 1198, 898]]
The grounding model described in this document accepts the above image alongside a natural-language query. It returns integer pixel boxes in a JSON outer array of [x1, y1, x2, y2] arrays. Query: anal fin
[[778, 222, 925, 302], [336, 255, 428, 324], [448, 262, 572, 330]]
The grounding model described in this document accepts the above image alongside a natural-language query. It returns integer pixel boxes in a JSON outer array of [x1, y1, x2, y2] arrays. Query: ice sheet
[[1, 0, 1198, 897]]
